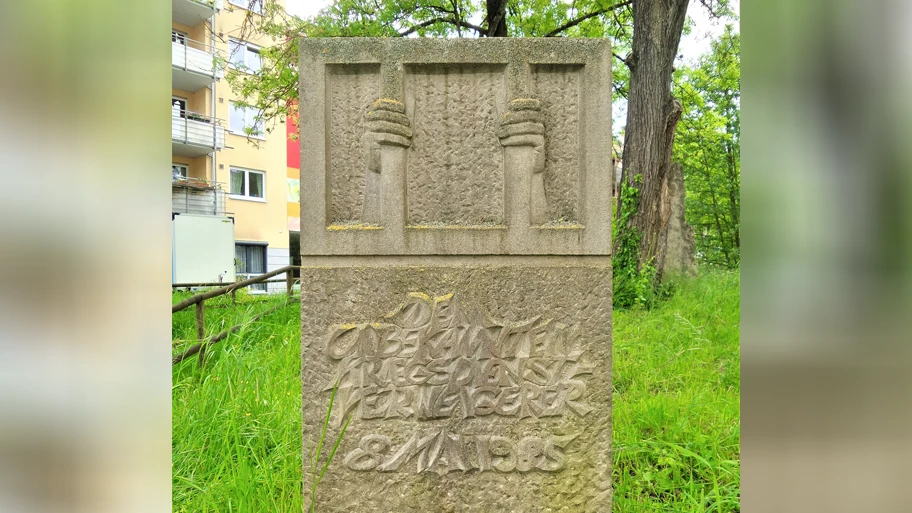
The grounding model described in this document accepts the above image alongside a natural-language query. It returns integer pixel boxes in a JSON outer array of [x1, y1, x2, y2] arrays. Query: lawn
[[172, 270, 740, 512]]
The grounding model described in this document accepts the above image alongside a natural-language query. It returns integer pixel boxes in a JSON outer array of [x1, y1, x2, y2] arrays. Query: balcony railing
[[172, 110, 226, 150], [172, 37, 222, 79], [172, 178, 228, 216]]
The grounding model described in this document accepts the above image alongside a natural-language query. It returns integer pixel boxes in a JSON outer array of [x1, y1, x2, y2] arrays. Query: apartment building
[[171, 0, 289, 292]]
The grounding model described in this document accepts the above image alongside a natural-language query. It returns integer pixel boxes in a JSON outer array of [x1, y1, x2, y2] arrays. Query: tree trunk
[[486, 0, 508, 37], [616, 0, 690, 277]]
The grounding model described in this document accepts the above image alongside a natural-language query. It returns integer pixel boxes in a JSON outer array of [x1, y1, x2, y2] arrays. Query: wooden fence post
[[286, 271, 293, 297], [196, 301, 206, 367]]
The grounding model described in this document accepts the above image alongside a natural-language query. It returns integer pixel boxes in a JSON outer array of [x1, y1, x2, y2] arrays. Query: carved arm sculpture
[[497, 99, 548, 226], [361, 99, 412, 225]]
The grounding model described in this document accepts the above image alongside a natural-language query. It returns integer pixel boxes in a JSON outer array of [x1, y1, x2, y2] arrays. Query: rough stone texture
[[406, 64, 507, 225], [328, 65, 381, 224], [301, 263, 612, 512], [299, 38, 612, 255], [657, 162, 697, 279], [533, 65, 581, 224], [299, 38, 613, 512]]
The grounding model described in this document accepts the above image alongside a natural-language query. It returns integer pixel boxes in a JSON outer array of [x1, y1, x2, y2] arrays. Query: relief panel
[[404, 65, 507, 226], [532, 65, 583, 224], [327, 64, 381, 224]]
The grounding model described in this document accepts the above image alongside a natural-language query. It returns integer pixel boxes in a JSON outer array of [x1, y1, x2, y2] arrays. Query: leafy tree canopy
[[673, 25, 740, 267]]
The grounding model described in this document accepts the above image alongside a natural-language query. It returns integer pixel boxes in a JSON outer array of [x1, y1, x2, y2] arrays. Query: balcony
[[172, 37, 222, 91], [172, 178, 228, 216], [172, 0, 219, 27], [172, 110, 226, 157]]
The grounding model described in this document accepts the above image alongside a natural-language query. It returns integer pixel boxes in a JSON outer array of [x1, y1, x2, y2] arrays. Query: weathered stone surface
[[299, 38, 612, 255], [406, 64, 506, 226], [328, 64, 381, 224], [301, 263, 612, 512], [533, 65, 582, 224], [658, 162, 697, 279], [299, 38, 613, 512]]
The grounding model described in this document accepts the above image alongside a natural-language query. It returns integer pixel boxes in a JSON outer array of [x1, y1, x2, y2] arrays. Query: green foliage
[[221, 1, 306, 140], [673, 26, 740, 268], [172, 300, 302, 512], [223, 0, 640, 139], [172, 271, 740, 511], [307, 381, 352, 512], [613, 177, 665, 310], [613, 269, 740, 511]]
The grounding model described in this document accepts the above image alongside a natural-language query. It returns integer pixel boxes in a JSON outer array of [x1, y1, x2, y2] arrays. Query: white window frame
[[228, 38, 262, 73], [172, 29, 187, 46], [228, 0, 264, 15], [229, 167, 266, 202], [172, 96, 188, 118], [228, 101, 265, 138], [172, 163, 189, 182]]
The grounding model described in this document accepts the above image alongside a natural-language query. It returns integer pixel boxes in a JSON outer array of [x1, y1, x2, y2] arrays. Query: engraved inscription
[[324, 293, 594, 425], [343, 430, 579, 475]]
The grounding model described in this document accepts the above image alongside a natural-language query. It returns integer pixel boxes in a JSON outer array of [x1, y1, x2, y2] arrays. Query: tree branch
[[698, 0, 724, 19], [543, 0, 632, 37], [613, 51, 631, 68], [426, 3, 456, 16], [398, 17, 483, 37]]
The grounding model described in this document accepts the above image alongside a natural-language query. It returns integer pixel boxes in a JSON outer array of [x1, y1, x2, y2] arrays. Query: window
[[229, 167, 265, 200], [172, 30, 187, 46], [172, 97, 187, 119], [228, 0, 263, 15], [228, 39, 261, 72], [235, 244, 266, 291], [229, 101, 264, 136], [172, 164, 188, 181]]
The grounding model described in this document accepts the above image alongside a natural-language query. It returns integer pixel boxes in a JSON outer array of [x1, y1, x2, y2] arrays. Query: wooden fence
[[172, 265, 297, 366]]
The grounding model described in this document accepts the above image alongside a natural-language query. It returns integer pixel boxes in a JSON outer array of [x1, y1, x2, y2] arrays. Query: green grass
[[612, 269, 740, 512], [172, 270, 740, 512], [172, 291, 302, 513]]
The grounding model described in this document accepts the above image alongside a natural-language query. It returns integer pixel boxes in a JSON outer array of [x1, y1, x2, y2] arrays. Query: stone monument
[[299, 38, 613, 512]]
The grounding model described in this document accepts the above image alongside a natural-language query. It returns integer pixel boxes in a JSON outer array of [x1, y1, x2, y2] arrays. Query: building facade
[[172, 0, 289, 292]]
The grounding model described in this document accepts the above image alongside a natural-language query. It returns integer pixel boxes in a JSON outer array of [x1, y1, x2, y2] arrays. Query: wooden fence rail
[[172, 278, 291, 288], [172, 265, 295, 313], [172, 298, 297, 365], [172, 265, 298, 366]]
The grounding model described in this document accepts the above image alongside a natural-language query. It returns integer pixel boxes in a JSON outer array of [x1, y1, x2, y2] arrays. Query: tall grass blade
[[316, 411, 353, 484]]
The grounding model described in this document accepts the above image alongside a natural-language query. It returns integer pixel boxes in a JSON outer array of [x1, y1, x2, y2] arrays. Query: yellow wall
[[171, 21, 207, 45], [172, 155, 209, 181], [171, 87, 210, 115], [214, 0, 288, 249]]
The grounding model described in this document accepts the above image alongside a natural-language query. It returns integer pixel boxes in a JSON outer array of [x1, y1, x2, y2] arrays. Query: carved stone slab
[[299, 38, 612, 512], [301, 265, 612, 512], [299, 38, 613, 255]]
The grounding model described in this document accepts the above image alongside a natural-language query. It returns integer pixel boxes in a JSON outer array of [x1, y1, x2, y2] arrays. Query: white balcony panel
[[172, 185, 227, 216], [172, 42, 221, 91], [172, 115, 225, 157]]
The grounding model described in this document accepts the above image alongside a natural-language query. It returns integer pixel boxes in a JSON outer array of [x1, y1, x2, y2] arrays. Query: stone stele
[[300, 38, 613, 512]]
